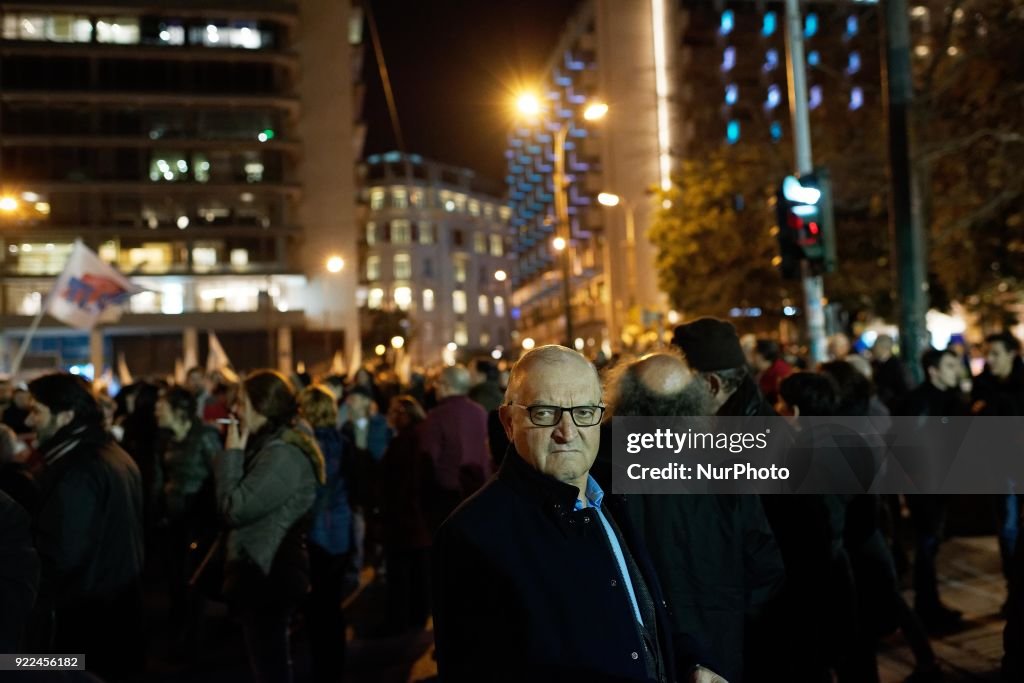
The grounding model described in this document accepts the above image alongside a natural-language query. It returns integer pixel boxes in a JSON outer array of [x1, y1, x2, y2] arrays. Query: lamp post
[[515, 93, 607, 348], [596, 192, 639, 350], [323, 255, 344, 359]]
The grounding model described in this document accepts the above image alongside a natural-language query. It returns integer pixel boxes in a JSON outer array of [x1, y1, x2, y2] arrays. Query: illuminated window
[[96, 17, 139, 44], [804, 13, 818, 38], [230, 249, 249, 267], [391, 220, 412, 244], [192, 247, 218, 271], [720, 10, 735, 35], [725, 84, 739, 106], [453, 255, 467, 283], [418, 222, 434, 244], [394, 253, 412, 280], [490, 235, 504, 257], [410, 189, 424, 208], [494, 296, 506, 317], [484, 203, 494, 218], [499, 207, 512, 222], [809, 85, 823, 110], [162, 283, 184, 314], [849, 87, 864, 111], [726, 120, 741, 144], [394, 286, 412, 311], [190, 23, 263, 49], [722, 47, 736, 72], [366, 221, 377, 245], [808, 51, 820, 67], [423, 288, 435, 312], [770, 122, 783, 142], [762, 12, 777, 37], [764, 49, 780, 72], [480, 332, 491, 347], [370, 188, 385, 210], [847, 52, 861, 75], [478, 294, 489, 316], [366, 255, 380, 281], [474, 232, 487, 254], [368, 288, 384, 309], [391, 187, 408, 209], [766, 84, 781, 110], [454, 194, 467, 212], [846, 15, 859, 37], [453, 291, 467, 314], [454, 323, 469, 347], [468, 199, 480, 216]]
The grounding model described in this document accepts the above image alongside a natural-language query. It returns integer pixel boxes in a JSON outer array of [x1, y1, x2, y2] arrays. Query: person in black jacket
[[893, 348, 969, 633], [433, 345, 723, 683], [971, 332, 1024, 588], [0, 490, 39, 653], [25, 372, 145, 679], [606, 351, 784, 683], [671, 317, 777, 419]]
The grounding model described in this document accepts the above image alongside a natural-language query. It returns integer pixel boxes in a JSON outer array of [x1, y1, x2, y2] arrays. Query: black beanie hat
[[671, 318, 748, 372]]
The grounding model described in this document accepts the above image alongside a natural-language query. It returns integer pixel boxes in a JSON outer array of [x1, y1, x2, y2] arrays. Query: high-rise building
[[0, 1, 365, 376], [506, 0, 677, 353], [358, 152, 514, 366]]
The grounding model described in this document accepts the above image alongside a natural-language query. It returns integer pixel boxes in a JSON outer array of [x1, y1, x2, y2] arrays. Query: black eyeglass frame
[[506, 403, 606, 427]]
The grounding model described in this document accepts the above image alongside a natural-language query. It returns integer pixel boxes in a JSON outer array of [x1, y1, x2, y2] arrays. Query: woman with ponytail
[[213, 369, 324, 683]]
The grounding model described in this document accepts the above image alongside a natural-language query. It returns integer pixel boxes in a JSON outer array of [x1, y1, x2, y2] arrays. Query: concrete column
[[276, 326, 293, 375], [183, 327, 199, 371]]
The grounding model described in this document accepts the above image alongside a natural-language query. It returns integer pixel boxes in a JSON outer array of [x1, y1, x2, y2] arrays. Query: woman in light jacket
[[215, 369, 324, 683]]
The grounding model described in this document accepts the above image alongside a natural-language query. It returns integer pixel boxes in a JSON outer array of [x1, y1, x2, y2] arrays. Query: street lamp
[[325, 255, 344, 273], [323, 255, 345, 359], [596, 191, 639, 348], [390, 335, 405, 350], [515, 92, 607, 348], [0, 196, 18, 213], [494, 269, 507, 282]]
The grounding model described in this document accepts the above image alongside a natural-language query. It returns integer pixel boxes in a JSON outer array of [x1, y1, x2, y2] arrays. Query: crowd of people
[[0, 320, 1021, 683]]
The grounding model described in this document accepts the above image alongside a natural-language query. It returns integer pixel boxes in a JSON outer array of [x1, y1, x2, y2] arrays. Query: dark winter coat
[[308, 426, 353, 556], [380, 425, 432, 550], [628, 494, 784, 683], [433, 449, 692, 683], [0, 491, 38, 653]]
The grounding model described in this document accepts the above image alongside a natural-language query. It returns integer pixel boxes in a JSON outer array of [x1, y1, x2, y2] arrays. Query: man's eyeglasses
[[507, 404, 605, 427]]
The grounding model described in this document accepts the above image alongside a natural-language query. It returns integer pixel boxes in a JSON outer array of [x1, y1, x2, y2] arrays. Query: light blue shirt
[[575, 476, 644, 626]]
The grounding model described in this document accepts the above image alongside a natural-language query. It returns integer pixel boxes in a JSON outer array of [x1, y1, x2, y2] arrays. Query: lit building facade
[[0, 1, 365, 375], [506, 0, 677, 354], [358, 153, 514, 366]]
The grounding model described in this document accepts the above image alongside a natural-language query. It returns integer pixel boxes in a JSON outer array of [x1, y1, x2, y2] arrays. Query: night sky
[[361, 0, 581, 184]]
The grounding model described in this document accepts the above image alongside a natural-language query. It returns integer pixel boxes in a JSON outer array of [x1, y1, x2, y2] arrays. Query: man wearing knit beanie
[[671, 317, 777, 417]]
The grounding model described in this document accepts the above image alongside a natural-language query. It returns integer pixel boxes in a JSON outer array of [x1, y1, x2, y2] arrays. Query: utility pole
[[882, 0, 929, 384], [783, 0, 827, 363]]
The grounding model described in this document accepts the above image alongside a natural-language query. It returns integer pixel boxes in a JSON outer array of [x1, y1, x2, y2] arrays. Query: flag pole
[[10, 305, 46, 375]]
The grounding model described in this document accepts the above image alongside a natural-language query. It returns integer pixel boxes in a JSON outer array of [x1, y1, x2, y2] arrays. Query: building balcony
[[0, 90, 300, 114], [0, 40, 299, 67], [0, 134, 302, 154]]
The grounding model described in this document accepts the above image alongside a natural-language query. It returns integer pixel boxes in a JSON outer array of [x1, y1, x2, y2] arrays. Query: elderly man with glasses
[[432, 345, 721, 683]]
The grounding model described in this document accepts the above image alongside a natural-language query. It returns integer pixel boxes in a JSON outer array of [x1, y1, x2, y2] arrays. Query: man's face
[[874, 337, 893, 360], [930, 355, 960, 390], [987, 341, 1016, 379], [499, 359, 602, 488], [25, 397, 71, 445], [186, 371, 205, 393]]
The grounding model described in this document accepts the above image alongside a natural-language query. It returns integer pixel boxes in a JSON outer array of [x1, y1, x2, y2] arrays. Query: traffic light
[[772, 169, 836, 279]]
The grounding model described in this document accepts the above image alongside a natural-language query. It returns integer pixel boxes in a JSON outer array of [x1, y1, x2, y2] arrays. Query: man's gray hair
[[504, 345, 599, 405], [605, 351, 715, 419], [440, 364, 472, 395]]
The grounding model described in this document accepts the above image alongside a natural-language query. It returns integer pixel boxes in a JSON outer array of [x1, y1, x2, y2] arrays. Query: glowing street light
[[494, 269, 507, 282], [0, 196, 19, 213], [521, 337, 536, 351], [583, 101, 609, 121], [374, 344, 386, 356], [325, 255, 345, 273], [552, 236, 567, 252], [516, 92, 542, 118], [390, 335, 405, 350], [597, 192, 621, 207]]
